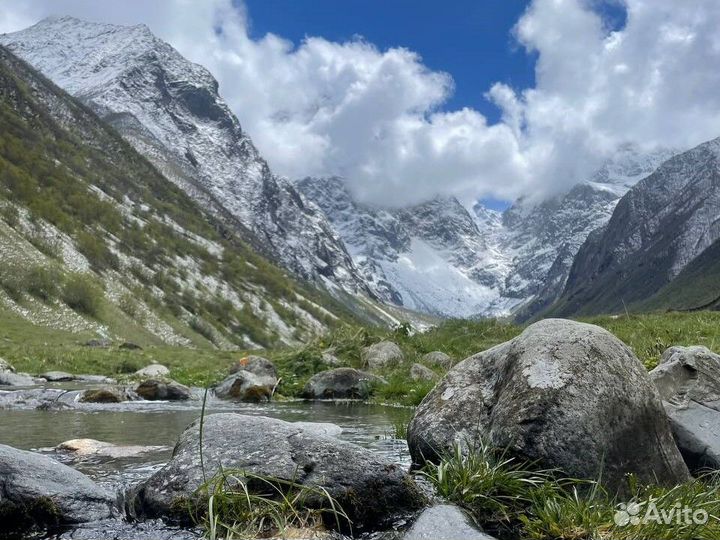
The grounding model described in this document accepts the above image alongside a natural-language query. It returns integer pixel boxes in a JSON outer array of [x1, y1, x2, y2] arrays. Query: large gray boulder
[[127, 413, 423, 530], [650, 346, 720, 472], [404, 504, 497, 540], [135, 379, 192, 401], [408, 319, 689, 493], [362, 341, 404, 370], [214, 369, 277, 402], [302, 368, 385, 399], [134, 364, 170, 378], [0, 444, 116, 534], [228, 355, 277, 378], [0, 371, 36, 386]]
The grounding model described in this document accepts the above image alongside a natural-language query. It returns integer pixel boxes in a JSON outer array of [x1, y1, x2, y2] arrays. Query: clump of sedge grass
[[196, 469, 350, 540], [421, 441, 720, 540]]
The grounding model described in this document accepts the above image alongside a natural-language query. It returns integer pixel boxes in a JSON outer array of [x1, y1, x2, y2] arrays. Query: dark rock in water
[[135, 379, 192, 401], [75, 374, 117, 384], [127, 413, 424, 530], [362, 341, 404, 370], [84, 338, 112, 348], [408, 319, 689, 493], [214, 370, 277, 402], [119, 342, 143, 351], [0, 371, 36, 386], [302, 368, 386, 399], [40, 371, 76, 382], [650, 346, 720, 472], [404, 504, 496, 540], [79, 386, 131, 403], [54, 518, 202, 540], [0, 388, 79, 409], [0, 444, 116, 535], [228, 355, 277, 378], [56, 439, 167, 459]]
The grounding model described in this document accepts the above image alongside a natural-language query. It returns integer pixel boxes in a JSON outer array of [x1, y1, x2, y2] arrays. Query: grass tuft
[[421, 442, 720, 540]]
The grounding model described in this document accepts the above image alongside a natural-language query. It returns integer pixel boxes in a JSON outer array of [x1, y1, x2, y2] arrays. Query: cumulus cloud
[[2, 0, 720, 206]]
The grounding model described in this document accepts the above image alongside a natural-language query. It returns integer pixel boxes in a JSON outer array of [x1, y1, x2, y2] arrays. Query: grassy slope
[[5, 311, 720, 403], [0, 44, 381, 349], [639, 237, 720, 312]]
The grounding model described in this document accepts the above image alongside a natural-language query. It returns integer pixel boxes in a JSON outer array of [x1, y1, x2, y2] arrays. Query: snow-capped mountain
[[554, 136, 720, 316], [296, 177, 517, 318], [0, 16, 369, 295], [298, 146, 675, 320], [493, 145, 677, 320], [1, 15, 684, 321]]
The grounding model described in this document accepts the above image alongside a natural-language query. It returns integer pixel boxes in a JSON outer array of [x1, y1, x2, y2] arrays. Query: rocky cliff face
[[494, 145, 675, 320], [554, 137, 720, 316], [297, 177, 515, 318], [0, 16, 369, 296], [298, 146, 674, 319]]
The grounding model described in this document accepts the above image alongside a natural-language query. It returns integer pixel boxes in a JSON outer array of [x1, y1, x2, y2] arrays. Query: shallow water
[[0, 384, 413, 538]]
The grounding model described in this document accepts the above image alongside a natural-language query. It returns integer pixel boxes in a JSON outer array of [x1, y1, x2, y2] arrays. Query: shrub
[[1, 204, 19, 228], [25, 265, 61, 301], [62, 273, 104, 317], [0, 266, 24, 302], [27, 231, 62, 259], [118, 292, 143, 321], [76, 231, 119, 272]]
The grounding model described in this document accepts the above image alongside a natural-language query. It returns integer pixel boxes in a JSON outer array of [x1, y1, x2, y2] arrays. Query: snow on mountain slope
[[0, 16, 369, 296], [487, 144, 677, 320], [298, 145, 675, 320], [296, 177, 519, 318], [555, 136, 720, 317]]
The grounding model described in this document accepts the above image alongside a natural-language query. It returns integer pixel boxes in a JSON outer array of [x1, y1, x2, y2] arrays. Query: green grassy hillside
[[0, 44, 383, 351]]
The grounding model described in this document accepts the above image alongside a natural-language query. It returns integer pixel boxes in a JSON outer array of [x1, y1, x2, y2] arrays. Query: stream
[[0, 383, 414, 539]]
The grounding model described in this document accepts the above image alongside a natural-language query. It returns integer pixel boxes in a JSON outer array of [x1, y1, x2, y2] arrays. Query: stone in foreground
[[404, 504, 497, 540], [408, 319, 689, 493], [127, 413, 423, 530], [302, 368, 386, 399], [0, 444, 116, 534], [650, 346, 720, 472]]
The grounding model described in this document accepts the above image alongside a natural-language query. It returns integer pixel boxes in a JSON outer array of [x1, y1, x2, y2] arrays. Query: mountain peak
[[1, 16, 372, 299]]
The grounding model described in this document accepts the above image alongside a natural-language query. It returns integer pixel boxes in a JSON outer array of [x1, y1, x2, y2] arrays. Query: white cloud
[[2, 0, 720, 206]]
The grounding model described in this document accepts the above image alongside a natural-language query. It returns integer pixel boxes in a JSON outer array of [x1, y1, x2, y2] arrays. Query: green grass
[[3, 308, 720, 403], [195, 470, 349, 539], [421, 442, 720, 540]]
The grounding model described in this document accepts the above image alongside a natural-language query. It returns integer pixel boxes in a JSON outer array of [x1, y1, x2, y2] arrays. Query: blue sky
[[242, 0, 535, 124]]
